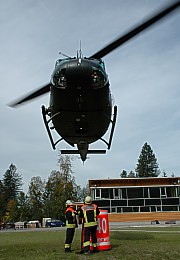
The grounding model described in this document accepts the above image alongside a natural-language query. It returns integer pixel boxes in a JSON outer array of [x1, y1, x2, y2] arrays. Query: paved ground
[[1, 220, 180, 233], [109, 220, 180, 227]]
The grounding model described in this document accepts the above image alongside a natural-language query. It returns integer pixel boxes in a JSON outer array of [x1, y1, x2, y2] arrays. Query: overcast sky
[[0, 0, 180, 192]]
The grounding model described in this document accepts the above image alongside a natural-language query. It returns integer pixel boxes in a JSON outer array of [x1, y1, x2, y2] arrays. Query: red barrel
[[96, 210, 111, 250]]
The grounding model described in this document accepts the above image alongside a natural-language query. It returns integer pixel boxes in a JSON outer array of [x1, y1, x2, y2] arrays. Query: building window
[[101, 188, 110, 199], [113, 188, 121, 199], [95, 188, 101, 199], [161, 187, 166, 198], [123, 207, 133, 213], [111, 207, 116, 213], [127, 188, 143, 198], [166, 187, 177, 197], [91, 189, 95, 200], [132, 207, 140, 212], [149, 187, 160, 198], [122, 188, 127, 199], [150, 206, 156, 212], [156, 206, 161, 211], [143, 187, 149, 198], [140, 206, 150, 212], [162, 206, 178, 211], [117, 207, 122, 213]]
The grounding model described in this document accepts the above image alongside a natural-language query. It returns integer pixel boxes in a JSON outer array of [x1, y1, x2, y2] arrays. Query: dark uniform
[[79, 196, 100, 254], [64, 200, 78, 253]]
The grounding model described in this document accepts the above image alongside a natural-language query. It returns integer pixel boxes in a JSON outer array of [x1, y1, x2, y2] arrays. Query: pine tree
[[2, 163, 23, 221], [127, 170, 136, 178], [135, 142, 160, 177], [120, 170, 127, 178], [3, 163, 23, 201]]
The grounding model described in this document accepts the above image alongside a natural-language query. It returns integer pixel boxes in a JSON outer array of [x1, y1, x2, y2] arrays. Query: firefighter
[[79, 196, 100, 254], [64, 200, 78, 253]]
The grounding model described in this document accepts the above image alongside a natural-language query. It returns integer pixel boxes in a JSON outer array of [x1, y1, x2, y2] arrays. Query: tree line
[[0, 142, 174, 224], [0, 155, 89, 223]]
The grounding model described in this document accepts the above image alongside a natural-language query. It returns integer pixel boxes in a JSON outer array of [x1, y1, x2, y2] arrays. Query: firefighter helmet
[[85, 196, 92, 204], [66, 200, 73, 206]]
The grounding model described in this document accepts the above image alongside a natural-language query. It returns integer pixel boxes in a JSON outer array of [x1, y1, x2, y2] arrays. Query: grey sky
[[0, 0, 180, 191]]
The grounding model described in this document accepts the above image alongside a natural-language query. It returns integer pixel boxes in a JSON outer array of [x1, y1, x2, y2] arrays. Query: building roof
[[89, 177, 180, 188]]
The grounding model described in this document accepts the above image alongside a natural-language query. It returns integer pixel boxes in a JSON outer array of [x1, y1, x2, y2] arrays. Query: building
[[89, 177, 180, 222]]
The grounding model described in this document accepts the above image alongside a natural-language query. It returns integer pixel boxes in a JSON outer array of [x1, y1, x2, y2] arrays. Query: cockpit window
[[52, 69, 67, 88], [91, 69, 107, 88]]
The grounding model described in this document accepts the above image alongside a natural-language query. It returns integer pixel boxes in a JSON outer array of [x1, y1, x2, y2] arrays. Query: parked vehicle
[[28, 220, 40, 228], [0, 222, 15, 229], [14, 221, 27, 229], [45, 219, 65, 227]]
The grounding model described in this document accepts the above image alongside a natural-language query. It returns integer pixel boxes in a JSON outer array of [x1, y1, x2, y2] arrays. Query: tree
[[2, 164, 23, 220], [27, 176, 45, 220], [135, 142, 160, 177], [15, 191, 29, 221], [120, 170, 127, 178], [0, 180, 5, 220], [127, 171, 136, 178], [3, 164, 23, 200], [81, 183, 90, 200], [43, 155, 79, 220]]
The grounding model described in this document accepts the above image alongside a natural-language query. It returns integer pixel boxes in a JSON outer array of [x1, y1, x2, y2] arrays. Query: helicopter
[[10, 1, 180, 162]]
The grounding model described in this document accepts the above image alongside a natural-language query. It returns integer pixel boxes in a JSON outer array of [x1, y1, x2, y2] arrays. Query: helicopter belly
[[52, 109, 111, 145]]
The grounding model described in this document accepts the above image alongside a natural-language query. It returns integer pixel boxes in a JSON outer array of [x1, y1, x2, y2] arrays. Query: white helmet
[[85, 196, 92, 204], [66, 200, 73, 206]]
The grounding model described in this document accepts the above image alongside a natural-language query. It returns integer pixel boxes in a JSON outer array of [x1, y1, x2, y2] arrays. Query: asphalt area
[[1, 221, 180, 233]]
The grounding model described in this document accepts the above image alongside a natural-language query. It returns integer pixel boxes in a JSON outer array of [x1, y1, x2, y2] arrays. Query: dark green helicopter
[[10, 1, 180, 162]]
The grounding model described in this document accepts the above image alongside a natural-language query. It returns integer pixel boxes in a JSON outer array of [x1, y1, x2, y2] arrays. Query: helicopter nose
[[66, 59, 92, 77]]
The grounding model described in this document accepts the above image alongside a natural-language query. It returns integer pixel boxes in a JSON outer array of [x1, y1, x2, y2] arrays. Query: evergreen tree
[[127, 170, 136, 178], [3, 163, 23, 200], [2, 164, 23, 220], [135, 142, 160, 177], [0, 180, 5, 220], [120, 170, 127, 178]]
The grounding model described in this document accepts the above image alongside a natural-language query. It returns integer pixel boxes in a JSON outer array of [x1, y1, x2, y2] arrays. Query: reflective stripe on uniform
[[66, 223, 76, 228], [65, 243, 71, 248], [83, 221, 97, 227], [83, 241, 90, 247]]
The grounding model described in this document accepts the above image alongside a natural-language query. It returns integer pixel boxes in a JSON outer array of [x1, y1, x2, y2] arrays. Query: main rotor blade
[[9, 83, 51, 108], [90, 1, 180, 59]]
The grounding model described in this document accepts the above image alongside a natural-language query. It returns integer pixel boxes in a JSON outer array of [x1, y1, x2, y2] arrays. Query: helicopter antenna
[[77, 40, 83, 59], [59, 52, 71, 58]]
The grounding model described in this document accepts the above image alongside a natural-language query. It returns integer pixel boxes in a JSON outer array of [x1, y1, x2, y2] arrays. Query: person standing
[[79, 196, 100, 254], [64, 200, 78, 253]]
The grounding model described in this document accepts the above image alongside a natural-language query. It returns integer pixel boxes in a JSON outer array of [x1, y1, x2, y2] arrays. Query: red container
[[96, 210, 111, 250]]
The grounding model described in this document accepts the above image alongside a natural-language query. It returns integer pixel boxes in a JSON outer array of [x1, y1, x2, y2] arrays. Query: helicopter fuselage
[[42, 57, 117, 161]]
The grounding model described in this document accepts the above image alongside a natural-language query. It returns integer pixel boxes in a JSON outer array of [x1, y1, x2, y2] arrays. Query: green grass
[[0, 227, 180, 259]]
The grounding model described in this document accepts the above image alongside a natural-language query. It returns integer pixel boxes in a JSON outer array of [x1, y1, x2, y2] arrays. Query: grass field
[[0, 226, 180, 260]]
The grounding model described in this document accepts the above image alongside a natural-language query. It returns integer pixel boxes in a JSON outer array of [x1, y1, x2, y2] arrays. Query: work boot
[[85, 251, 91, 255], [93, 247, 99, 253], [65, 248, 72, 253]]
